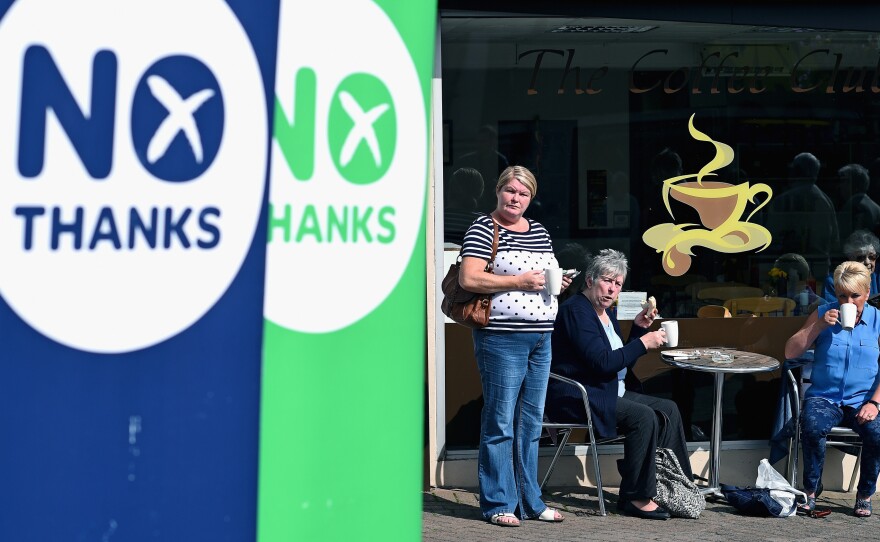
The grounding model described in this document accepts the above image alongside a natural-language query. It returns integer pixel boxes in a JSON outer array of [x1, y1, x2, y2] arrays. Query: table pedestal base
[[660, 349, 780, 505], [701, 372, 726, 501]]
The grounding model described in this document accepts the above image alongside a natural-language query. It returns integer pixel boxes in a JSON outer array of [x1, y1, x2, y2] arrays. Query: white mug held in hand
[[839, 303, 857, 330], [661, 320, 679, 348], [544, 267, 562, 296]]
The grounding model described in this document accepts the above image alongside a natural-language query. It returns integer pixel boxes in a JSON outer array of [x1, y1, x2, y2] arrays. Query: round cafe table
[[660, 348, 780, 499]]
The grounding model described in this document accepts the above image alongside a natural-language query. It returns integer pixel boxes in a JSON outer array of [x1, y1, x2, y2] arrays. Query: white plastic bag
[[756, 458, 807, 517]]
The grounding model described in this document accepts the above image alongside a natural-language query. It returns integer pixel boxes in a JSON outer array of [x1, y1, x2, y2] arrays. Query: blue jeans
[[473, 329, 551, 519], [801, 397, 880, 496]]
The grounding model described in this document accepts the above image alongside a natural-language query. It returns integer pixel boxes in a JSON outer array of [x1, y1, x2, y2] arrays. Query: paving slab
[[423, 487, 880, 542]]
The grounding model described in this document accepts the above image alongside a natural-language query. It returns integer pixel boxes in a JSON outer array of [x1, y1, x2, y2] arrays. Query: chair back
[[697, 285, 765, 303], [782, 355, 862, 491], [724, 296, 795, 316], [686, 281, 750, 302], [541, 372, 622, 516], [697, 305, 731, 318]]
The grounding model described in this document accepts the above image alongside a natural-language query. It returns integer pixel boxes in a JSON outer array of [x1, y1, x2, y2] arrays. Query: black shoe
[[617, 500, 671, 520]]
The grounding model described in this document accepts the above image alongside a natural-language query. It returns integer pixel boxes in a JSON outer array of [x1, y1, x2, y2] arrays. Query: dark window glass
[[441, 15, 880, 445]]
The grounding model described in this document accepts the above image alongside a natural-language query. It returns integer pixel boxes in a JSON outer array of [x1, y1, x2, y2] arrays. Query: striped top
[[461, 214, 559, 332]]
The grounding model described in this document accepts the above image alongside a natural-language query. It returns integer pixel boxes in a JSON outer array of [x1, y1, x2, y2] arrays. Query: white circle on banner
[[265, 0, 426, 333], [0, 0, 267, 353]]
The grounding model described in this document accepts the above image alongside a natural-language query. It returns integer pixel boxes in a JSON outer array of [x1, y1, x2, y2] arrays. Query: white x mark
[[338, 91, 389, 168], [146, 75, 215, 164]]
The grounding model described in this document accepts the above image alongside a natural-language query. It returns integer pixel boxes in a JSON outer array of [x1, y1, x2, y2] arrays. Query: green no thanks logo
[[275, 70, 396, 184]]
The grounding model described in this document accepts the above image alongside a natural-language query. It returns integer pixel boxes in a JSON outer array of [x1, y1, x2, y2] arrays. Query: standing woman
[[459, 165, 571, 527], [785, 261, 880, 517]]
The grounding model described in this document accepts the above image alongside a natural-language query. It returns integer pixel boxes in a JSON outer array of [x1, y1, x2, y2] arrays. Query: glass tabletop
[[660, 348, 780, 374]]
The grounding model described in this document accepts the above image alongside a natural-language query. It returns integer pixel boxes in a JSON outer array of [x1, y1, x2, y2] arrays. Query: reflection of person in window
[[837, 163, 880, 239], [772, 252, 817, 302], [784, 261, 880, 517], [457, 125, 509, 212], [821, 230, 880, 303], [766, 152, 839, 266], [444, 167, 484, 246]]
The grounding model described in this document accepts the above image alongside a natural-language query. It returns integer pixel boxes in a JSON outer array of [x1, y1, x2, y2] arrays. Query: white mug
[[661, 320, 679, 348], [840, 303, 857, 330], [544, 267, 562, 296]]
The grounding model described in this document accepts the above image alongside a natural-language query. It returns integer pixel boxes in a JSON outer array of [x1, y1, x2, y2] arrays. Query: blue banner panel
[[0, 1, 278, 540]]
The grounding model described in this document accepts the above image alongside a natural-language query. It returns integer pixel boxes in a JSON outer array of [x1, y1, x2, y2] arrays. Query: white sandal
[[536, 507, 564, 522], [489, 512, 520, 527]]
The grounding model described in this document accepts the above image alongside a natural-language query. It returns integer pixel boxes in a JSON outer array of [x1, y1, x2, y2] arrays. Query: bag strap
[[485, 217, 499, 273], [455, 215, 500, 272]]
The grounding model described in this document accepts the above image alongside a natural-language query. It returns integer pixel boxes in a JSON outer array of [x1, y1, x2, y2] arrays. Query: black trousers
[[616, 390, 692, 502]]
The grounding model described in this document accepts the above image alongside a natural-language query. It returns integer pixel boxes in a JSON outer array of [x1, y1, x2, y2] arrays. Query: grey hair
[[583, 248, 628, 288], [843, 229, 880, 258]]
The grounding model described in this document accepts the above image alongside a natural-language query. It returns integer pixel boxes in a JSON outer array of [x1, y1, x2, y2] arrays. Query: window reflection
[[441, 15, 880, 446]]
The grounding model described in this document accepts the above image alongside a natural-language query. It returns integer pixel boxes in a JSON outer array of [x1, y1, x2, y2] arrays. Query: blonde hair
[[833, 261, 871, 296], [495, 165, 537, 198]]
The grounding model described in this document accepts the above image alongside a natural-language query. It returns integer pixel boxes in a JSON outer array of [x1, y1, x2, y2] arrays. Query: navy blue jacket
[[545, 294, 648, 439]]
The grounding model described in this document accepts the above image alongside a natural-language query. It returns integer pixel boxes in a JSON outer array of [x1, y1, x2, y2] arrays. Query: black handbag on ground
[[441, 218, 499, 328]]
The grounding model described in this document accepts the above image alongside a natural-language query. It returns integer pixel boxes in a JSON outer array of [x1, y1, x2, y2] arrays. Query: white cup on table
[[661, 320, 679, 347], [544, 267, 562, 296], [840, 303, 857, 330]]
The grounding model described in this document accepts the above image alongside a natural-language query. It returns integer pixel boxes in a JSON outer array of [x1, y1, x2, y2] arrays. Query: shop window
[[440, 14, 880, 444]]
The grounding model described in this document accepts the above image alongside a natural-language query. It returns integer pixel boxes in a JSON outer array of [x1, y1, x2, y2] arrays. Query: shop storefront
[[428, 3, 880, 489]]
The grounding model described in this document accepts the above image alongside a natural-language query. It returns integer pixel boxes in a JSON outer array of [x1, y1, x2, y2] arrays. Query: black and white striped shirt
[[461, 214, 559, 332]]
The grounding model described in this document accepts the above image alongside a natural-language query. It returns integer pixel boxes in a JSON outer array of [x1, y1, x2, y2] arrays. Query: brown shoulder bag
[[440, 218, 499, 328]]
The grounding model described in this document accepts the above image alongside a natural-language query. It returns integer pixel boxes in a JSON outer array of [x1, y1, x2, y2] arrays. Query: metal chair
[[784, 358, 863, 492], [541, 372, 624, 516]]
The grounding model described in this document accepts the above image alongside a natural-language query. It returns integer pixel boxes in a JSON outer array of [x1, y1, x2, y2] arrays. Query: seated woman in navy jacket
[[545, 249, 692, 520]]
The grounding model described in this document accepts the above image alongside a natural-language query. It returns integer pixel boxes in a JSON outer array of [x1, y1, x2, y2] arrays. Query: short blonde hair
[[833, 261, 871, 296], [496, 165, 537, 198]]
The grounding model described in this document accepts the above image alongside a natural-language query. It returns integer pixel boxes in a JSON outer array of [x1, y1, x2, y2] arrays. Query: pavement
[[423, 486, 880, 542]]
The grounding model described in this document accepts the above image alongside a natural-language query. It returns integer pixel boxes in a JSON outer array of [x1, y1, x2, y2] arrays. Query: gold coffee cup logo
[[643, 114, 773, 276]]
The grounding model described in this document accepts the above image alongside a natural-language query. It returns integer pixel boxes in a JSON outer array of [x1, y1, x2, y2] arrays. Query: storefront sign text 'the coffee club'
[[519, 48, 880, 96]]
